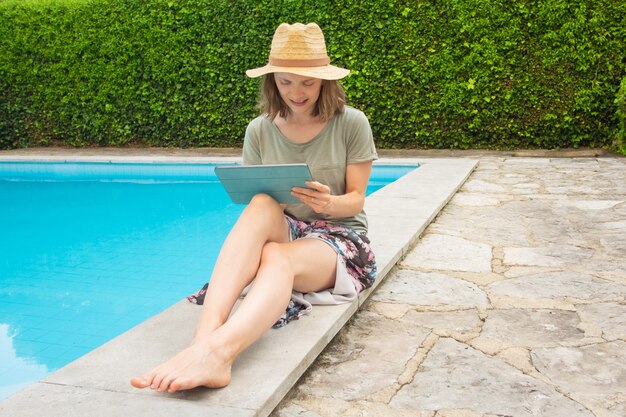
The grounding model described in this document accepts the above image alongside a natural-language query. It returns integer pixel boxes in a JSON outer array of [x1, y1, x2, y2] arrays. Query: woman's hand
[[291, 161, 372, 217], [292, 181, 333, 213]]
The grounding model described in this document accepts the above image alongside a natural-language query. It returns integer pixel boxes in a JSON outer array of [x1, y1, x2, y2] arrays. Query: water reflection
[[0, 324, 49, 399]]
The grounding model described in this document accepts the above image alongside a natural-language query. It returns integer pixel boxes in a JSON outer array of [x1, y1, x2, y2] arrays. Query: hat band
[[269, 56, 331, 67]]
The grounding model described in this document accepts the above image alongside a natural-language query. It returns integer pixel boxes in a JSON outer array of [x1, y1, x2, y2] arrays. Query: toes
[[150, 372, 166, 390], [131, 369, 178, 393], [168, 378, 184, 393], [156, 373, 178, 393], [130, 376, 149, 389], [131, 370, 159, 389], [168, 376, 193, 393]]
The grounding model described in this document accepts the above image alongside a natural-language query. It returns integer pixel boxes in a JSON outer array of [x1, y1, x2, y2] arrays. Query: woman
[[131, 22, 377, 393]]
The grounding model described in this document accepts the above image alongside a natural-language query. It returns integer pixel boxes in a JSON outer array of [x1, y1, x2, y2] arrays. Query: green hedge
[[1, 0, 625, 150], [616, 76, 626, 155]]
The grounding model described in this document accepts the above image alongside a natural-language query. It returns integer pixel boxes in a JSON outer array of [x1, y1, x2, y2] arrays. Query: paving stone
[[553, 210, 626, 230], [278, 399, 435, 417], [503, 157, 553, 165], [512, 182, 542, 190], [275, 404, 323, 417], [599, 234, 626, 258], [595, 220, 626, 230], [487, 271, 626, 302], [367, 301, 414, 319], [449, 193, 501, 207], [544, 184, 609, 195], [525, 193, 573, 200], [371, 269, 489, 308], [402, 309, 482, 340], [500, 200, 563, 219], [523, 218, 590, 245], [402, 234, 492, 273], [499, 174, 533, 184], [609, 402, 626, 417], [503, 245, 594, 267], [389, 338, 594, 417], [503, 266, 561, 278], [293, 310, 430, 401], [552, 200, 624, 210], [592, 265, 626, 283], [485, 200, 574, 235], [577, 302, 626, 341], [462, 179, 506, 193], [531, 341, 626, 398], [475, 309, 585, 349], [427, 214, 531, 246]]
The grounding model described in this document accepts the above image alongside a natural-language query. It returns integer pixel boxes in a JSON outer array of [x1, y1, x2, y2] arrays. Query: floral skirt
[[284, 216, 376, 293], [187, 215, 377, 328]]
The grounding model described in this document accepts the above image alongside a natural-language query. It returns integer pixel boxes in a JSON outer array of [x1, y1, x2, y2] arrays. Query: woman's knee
[[239, 194, 287, 234], [247, 194, 281, 212], [260, 242, 292, 272]]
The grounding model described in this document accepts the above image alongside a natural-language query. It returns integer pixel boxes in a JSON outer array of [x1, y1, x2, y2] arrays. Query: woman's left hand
[[292, 181, 333, 213]]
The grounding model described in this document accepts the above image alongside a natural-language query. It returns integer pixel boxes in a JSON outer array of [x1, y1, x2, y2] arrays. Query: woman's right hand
[[291, 181, 333, 214]]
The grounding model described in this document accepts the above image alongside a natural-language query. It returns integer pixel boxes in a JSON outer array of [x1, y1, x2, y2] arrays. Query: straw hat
[[246, 23, 350, 80]]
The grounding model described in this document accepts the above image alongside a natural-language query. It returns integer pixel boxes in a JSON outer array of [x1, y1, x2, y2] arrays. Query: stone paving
[[273, 157, 626, 417]]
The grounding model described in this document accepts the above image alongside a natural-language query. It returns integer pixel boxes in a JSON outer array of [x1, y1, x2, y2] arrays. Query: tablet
[[214, 163, 313, 204]]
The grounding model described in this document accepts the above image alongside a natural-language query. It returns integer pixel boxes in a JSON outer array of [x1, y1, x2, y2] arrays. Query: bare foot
[[130, 340, 233, 393]]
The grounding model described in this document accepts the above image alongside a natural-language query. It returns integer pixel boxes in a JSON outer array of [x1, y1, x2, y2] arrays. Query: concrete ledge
[[0, 156, 477, 417]]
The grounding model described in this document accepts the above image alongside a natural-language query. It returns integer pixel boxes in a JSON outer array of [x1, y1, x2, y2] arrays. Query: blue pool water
[[0, 161, 416, 399]]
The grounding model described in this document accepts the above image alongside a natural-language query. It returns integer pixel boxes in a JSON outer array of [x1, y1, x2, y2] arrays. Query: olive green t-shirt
[[242, 106, 378, 234]]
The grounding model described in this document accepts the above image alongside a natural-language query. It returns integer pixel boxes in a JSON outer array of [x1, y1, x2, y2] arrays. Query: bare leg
[[130, 195, 337, 392], [191, 194, 292, 340]]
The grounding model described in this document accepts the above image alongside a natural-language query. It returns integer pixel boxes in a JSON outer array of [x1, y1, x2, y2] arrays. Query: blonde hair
[[258, 74, 346, 121]]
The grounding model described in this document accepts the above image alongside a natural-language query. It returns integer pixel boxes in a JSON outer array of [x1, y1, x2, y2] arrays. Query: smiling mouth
[[290, 99, 308, 106]]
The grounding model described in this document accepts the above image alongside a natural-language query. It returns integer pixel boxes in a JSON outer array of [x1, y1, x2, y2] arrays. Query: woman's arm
[[291, 160, 373, 217]]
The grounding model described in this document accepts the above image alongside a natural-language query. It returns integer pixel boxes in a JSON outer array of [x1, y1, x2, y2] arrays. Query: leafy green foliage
[[1, 0, 625, 150], [615, 77, 626, 155]]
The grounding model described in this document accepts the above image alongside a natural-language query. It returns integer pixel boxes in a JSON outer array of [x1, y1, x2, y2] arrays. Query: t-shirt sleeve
[[345, 109, 378, 164], [242, 118, 263, 165]]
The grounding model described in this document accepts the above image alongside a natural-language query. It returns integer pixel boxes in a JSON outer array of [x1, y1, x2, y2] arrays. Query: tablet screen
[[215, 164, 312, 204]]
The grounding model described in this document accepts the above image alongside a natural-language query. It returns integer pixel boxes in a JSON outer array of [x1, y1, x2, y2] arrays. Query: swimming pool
[[0, 161, 416, 400]]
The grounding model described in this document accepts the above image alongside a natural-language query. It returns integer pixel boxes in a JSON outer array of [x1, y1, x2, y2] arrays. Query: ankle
[[192, 335, 237, 366], [193, 318, 224, 341], [210, 342, 237, 366]]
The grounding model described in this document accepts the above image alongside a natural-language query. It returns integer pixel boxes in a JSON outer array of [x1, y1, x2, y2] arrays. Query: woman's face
[[274, 73, 323, 117]]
